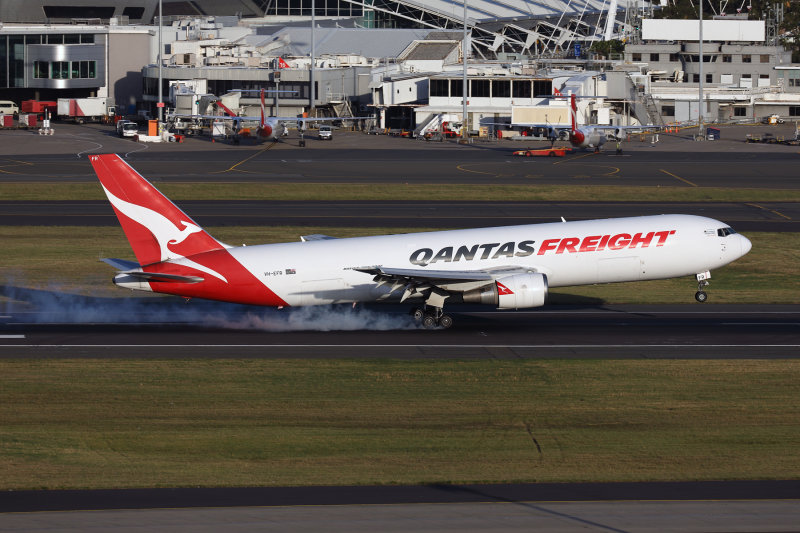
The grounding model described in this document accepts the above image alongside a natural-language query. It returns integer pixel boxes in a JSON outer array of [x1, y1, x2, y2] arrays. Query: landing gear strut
[[695, 279, 709, 303], [411, 306, 453, 329]]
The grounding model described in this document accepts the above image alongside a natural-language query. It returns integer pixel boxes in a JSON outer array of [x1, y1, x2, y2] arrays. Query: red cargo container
[[1, 115, 13, 127], [21, 100, 58, 117]]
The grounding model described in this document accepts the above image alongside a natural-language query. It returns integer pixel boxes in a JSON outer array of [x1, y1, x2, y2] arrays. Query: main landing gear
[[411, 306, 453, 329]]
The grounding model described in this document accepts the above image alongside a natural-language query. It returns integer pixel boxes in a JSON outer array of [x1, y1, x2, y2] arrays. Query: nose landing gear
[[695, 272, 711, 302], [411, 306, 453, 329]]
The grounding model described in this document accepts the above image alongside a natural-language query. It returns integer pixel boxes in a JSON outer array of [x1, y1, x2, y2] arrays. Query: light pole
[[698, 0, 705, 139], [310, 0, 315, 116], [157, 0, 163, 126], [461, 0, 468, 141]]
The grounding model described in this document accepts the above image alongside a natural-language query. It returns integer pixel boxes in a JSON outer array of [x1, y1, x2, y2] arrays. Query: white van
[[318, 125, 333, 140], [116, 120, 138, 137], [0, 101, 19, 117]]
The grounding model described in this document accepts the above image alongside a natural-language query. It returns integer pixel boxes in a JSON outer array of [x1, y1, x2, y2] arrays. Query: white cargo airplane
[[89, 154, 752, 329]]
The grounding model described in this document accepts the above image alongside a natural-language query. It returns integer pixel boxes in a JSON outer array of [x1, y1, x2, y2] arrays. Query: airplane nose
[[740, 235, 752, 256]]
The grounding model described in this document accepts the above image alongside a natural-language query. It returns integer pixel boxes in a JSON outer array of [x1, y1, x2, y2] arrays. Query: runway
[[2, 299, 799, 358], [2, 481, 800, 532], [0, 199, 796, 232]]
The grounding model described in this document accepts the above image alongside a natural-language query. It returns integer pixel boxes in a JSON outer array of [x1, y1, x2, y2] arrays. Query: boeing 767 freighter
[[90, 154, 751, 329]]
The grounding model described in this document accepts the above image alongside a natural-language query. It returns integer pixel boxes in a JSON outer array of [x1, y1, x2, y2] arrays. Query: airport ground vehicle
[[57, 97, 111, 123], [116, 120, 138, 137], [318, 125, 333, 140], [0, 100, 19, 118], [21, 100, 57, 118], [761, 114, 785, 125], [513, 147, 572, 157], [89, 154, 752, 329]]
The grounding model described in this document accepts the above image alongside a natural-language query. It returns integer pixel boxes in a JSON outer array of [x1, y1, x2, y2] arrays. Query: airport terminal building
[[0, 23, 153, 112]]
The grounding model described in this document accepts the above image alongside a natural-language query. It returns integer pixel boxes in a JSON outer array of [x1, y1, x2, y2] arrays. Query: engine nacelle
[[462, 273, 548, 309]]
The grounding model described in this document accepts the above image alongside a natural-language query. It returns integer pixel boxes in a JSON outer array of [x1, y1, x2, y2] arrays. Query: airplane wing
[[169, 114, 258, 123], [354, 265, 535, 304]]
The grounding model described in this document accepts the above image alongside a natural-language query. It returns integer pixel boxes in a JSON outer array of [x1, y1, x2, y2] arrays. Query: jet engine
[[462, 273, 548, 309]]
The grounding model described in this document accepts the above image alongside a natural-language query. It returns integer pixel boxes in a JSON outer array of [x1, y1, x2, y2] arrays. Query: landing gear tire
[[422, 315, 438, 329], [438, 315, 453, 329], [411, 307, 425, 321], [695, 278, 710, 303], [695, 291, 708, 303]]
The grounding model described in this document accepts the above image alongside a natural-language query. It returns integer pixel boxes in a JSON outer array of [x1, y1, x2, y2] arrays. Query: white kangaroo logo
[[102, 185, 228, 283]]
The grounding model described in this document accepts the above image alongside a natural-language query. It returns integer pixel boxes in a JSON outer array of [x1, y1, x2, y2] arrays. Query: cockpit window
[[717, 227, 737, 237]]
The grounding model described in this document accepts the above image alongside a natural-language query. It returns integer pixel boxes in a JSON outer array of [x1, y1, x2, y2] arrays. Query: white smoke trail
[[1, 280, 418, 331], [206, 305, 419, 332]]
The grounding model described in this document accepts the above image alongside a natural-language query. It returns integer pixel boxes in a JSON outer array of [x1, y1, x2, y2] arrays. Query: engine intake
[[462, 273, 548, 309]]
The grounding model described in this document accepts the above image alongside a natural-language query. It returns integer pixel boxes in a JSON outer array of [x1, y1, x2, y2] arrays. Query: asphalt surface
[[2, 294, 798, 358], [4, 480, 800, 512], [2, 122, 799, 530], [0, 122, 799, 188], [1, 199, 796, 232]]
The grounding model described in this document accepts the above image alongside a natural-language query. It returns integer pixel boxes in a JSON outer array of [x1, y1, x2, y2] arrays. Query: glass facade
[[268, 0, 363, 17], [1, 32, 103, 89]]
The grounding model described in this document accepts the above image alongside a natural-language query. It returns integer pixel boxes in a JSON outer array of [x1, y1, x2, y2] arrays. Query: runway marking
[[0, 335, 25, 339], [3, 344, 799, 348], [745, 203, 792, 220], [73, 137, 105, 158], [552, 152, 595, 165], [0, 158, 34, 174], [213, 143, 276, 174], [659, 169, 698, 187], [124, 144, 150, 158], [721, 322, 800, 326], [456, 163, 500, 177]]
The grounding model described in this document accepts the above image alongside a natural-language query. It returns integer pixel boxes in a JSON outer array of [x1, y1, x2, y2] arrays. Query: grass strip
[[1, 359, 798, 490], [3, 182, 800, 202], [1, 227, 798, 304]]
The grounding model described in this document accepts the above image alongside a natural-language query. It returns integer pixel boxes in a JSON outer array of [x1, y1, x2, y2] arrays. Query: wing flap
[[355, 266, 493, 282]]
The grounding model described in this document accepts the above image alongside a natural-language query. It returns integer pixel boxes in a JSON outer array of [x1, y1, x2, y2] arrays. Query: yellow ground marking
[[456, 163, 501, 177], [212, 142, 277, 174], [0, 159, 35, 174], [659, 168, 698, 187], [552, 152, 596, 165], [746, 203, 792, 220]]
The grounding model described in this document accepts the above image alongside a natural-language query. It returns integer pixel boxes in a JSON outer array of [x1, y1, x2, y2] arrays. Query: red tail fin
[[260, 88, 266, 127], [89, 154, 225, 266], [570, 94, 577, 133]]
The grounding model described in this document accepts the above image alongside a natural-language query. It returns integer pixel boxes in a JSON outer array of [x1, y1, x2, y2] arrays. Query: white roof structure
[[0, 0, 654, 58], [342, 0, 653, 58]]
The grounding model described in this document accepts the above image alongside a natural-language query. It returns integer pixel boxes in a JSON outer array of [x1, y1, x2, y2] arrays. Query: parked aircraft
[[170, 89, 363, 142], [89, 154, 751, 329], [522, 94, 656, 151]]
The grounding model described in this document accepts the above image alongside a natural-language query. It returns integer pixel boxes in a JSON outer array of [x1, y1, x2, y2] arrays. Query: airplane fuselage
[[131, 214, 751, 307]]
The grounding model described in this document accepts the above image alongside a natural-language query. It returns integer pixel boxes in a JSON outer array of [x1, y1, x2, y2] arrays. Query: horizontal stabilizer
[[301, 234, 338, 242], [121, 271, 204, 284], [101, 258, 140, 270]]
